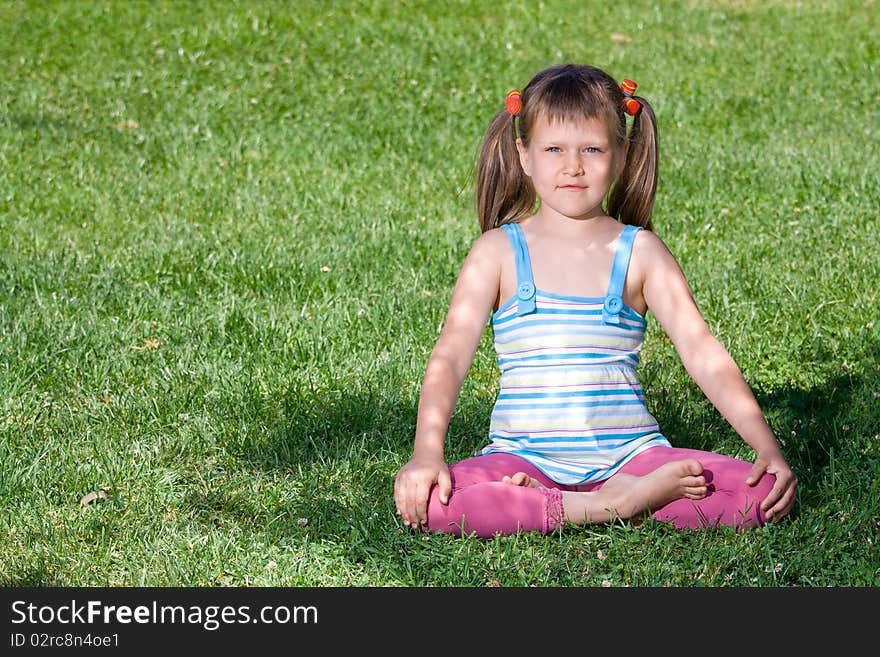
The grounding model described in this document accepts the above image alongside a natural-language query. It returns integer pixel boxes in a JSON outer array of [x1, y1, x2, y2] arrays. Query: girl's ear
[[516, 138, 531, 177]]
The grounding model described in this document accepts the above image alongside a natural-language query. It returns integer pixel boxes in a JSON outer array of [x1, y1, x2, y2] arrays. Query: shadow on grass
[[230, 338, 878, 530], [651, 367, 878, 462], [0, 561, 63, 587], [231, 382, 491, 471], [649, 337, 880, 517], [2, 114, 76, 132]]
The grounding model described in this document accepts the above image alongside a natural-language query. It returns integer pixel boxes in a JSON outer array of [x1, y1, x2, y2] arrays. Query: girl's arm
[[394, 229, 504, 528], [635, 232, 798, 522]]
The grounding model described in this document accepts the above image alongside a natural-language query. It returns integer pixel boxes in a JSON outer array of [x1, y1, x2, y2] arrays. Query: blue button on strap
[[517, 281, 535, 300], [602, 295, 623, 324], [501, 223, 537, 316], [602, 225, 642, 325]]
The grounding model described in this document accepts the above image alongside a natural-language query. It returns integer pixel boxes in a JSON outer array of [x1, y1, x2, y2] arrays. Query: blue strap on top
[[501, 223, 536, 315], [603, 224, 642, 324]]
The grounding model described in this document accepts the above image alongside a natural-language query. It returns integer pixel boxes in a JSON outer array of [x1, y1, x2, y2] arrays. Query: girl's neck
[[527, 206, 615, 241]]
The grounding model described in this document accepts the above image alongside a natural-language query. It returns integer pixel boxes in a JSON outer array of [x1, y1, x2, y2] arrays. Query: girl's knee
[[423, 483, 465, 535], [725, 470, 776, 529], [752, 470, 777, 496], [425, 482, 446, 518]]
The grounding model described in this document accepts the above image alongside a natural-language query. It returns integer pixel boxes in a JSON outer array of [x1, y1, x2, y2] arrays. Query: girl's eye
[[544, 146, 601, 153]]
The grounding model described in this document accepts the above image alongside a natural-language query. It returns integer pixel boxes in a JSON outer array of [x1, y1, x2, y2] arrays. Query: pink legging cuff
[[422, 478, 565, 537]]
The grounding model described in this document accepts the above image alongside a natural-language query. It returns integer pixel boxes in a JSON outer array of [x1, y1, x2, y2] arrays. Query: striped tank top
[[479, 222, 670, 485]]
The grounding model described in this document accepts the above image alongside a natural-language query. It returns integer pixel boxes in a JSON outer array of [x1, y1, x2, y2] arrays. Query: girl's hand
[[393, 457, 452, 530], [746, 449, 798, 523]]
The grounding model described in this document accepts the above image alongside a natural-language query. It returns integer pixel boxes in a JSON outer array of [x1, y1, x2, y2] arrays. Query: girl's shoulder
[[632, 227, 675, 261], [630, 227, 685, 281], [453, 227, 510, 282], [468, 226, 512, 259]]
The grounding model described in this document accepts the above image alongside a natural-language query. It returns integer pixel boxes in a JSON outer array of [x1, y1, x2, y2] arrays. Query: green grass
[[1, 0, 877, 586]]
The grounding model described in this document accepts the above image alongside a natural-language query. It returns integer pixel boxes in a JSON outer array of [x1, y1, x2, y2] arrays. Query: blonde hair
[[475, 63, 658, 232]]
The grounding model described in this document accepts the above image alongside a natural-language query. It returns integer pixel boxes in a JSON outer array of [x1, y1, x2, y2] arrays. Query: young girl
[[393, 63, 797, 538]]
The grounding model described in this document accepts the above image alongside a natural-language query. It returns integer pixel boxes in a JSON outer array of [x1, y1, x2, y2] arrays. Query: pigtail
[[607, 97, 658, 231], [475, 110, 535, 233]]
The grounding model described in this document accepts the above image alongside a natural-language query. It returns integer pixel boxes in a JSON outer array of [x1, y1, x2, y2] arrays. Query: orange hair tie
[[505, 89, 522, 115], [620, 78, 641, 116]]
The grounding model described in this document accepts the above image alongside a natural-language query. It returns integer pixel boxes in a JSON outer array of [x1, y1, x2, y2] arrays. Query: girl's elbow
[[676, 329, 727, 365], [426, 347, 470, 380]]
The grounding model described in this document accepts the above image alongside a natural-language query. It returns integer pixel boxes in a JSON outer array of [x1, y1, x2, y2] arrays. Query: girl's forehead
[[530, 113, 612, 141]]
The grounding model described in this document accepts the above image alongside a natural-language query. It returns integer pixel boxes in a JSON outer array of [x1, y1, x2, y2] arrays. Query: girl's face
[[516, 114, 624, 222]]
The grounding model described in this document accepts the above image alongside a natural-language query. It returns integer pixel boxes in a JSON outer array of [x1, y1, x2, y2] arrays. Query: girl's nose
[[564, 154, 584, 175]]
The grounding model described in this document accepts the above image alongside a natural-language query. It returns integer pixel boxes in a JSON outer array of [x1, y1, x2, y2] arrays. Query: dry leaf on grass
[[131, 338, 160, 351], [79, 490, 108, 508]]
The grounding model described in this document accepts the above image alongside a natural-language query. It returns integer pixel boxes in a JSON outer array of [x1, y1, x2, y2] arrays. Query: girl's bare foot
[[563, 459, 706, 525], [501, 472, 542, 488]]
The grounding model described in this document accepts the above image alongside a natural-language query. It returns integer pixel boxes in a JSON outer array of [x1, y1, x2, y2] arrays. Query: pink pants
[[424, 447, 775, 537]]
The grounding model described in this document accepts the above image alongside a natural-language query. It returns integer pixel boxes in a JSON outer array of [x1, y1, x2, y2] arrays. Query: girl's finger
[[745, 460, 767, 486], [399, 493, 416, 527], [437, 469, 452, 505], [767, 483, 796, 521], [760, 483, 782, 512]]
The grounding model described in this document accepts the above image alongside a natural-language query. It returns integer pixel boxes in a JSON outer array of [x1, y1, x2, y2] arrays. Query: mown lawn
[[1, 0, 877, 586]]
